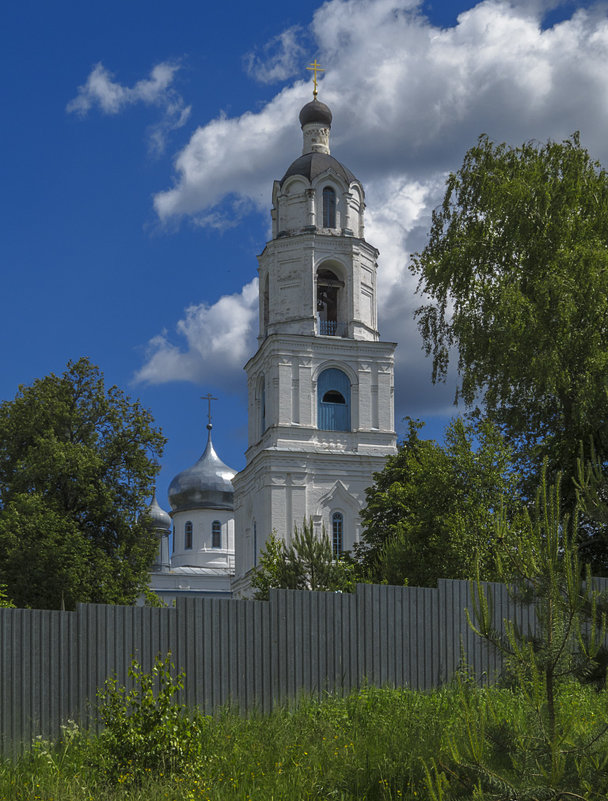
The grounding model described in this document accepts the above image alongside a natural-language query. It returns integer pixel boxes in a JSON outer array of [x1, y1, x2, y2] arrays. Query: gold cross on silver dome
[[201, 393, 218, 428], [306, 59, 325, 99]]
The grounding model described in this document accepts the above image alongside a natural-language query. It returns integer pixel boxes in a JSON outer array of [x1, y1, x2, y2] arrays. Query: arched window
[[212, 520, 221, 549], [332, 512, 343, 558], [260, 377, 266, 434], [323, 187, 336, 228], [317, 368, 350, 431], [184, 521, 193, 550]]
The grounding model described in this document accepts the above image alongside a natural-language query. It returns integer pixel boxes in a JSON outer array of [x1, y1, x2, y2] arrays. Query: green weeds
[[3, 663, 608, 800]]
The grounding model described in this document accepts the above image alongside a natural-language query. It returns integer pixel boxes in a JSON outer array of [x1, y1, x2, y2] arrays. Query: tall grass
[[3, 681, 608, 800]]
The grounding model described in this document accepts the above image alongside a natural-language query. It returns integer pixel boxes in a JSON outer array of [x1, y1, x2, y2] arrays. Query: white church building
[[147, 422, 236, 603], [147, 88, 397, 601]]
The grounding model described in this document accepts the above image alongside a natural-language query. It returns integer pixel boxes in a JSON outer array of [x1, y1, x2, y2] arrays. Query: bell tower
[[232, 87, 397, 595]]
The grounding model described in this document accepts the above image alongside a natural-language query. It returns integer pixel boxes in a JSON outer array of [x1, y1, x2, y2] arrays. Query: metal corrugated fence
[[3, 578, 605, 756]]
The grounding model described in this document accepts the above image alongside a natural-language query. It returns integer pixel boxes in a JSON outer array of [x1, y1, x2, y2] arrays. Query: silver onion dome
[[146, 492, 172, 532], [168, 425, 236, 513]]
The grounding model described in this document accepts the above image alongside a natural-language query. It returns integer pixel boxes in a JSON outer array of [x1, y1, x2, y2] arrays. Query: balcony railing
[[318, 402, 350, 431], [318, 320, 347, 336]]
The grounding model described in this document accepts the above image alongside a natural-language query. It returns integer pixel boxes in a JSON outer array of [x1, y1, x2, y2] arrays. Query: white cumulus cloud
[[67, 62, 191, 155], [135, 279, 259, 389], [154, 0, 608, 221], [139, 0, 608, 415], [244, 26, 308, 84]]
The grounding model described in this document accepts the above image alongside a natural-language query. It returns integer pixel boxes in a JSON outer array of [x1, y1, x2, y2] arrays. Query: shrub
[[96, 653, 204, 785]]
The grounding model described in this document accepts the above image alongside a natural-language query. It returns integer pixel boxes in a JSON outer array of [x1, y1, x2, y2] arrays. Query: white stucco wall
[[171, 507, 235, 571]]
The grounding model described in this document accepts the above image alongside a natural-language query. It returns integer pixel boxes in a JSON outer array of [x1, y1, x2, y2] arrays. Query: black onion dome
[[280, 152, 358, 188], [299, 99, 332, 128], [168, 432, 236, 513]]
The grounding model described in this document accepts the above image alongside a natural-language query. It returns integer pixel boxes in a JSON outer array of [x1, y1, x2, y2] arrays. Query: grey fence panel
[[231, 599, 257, 710], [338, 591, 357, 693], [176, 596, 219, 713], [249, 600, 263, 709], [2, 578, 598, 756], [439, 579, 500, 682], [318, 592, 333, 694], [438, 579, 543, 684], [353, 584, 441, 690], [324, 592, 350, 695], [357, 583, 377, 684], [419, 587, 431, 687], [405, 588, 418, 687], [0, 609, 79, 756], [345, 590, 359, 692]]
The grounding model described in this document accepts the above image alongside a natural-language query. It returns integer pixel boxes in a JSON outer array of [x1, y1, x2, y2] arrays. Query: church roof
[[168, 426, 236, 513], [146, 492, 172, 532], [280, 152, 358, 188]]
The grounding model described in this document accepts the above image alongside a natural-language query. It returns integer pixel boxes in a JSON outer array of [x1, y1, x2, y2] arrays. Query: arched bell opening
[[316, 267, 345, 336], [317, 368, 351, 431]]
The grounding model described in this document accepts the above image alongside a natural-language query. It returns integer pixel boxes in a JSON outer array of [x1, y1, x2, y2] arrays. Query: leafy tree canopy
[[0, 358, 166, 609], [356, 417, 521, 587], [412, 133, 608, 490], [251, 520, 356, 600]]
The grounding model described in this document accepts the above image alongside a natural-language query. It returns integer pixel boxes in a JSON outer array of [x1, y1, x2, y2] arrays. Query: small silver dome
[[168, 427, 236, 513], [146, 492, 172, 532]]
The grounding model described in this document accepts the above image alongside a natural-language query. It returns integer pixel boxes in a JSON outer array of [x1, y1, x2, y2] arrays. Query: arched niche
[[348, 183, 364, 237], [277, 177, 308, 233]]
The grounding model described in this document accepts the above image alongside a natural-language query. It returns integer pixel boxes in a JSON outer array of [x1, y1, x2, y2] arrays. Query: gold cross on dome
[[201, 393, 218, 427], [306, 60, 325, 98]]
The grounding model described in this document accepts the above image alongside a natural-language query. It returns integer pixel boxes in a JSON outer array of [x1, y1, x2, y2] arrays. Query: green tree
[[412, 133, 608, 498], [251, 520, 356, 600], [0, 585, 15, 608], [0, 358, 165, 609], [426, 471, 608, 798], [575, 439, 608, 526], [357, 417, 520, 587]]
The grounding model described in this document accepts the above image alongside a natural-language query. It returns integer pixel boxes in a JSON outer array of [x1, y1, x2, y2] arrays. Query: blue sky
[[1, 0, 606, 511]]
